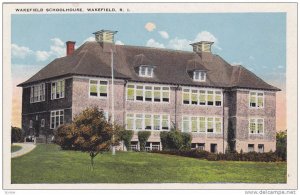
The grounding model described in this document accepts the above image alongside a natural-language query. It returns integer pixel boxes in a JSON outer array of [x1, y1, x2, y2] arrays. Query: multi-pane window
[[248, 144, 255, 152], [29, 120, 33, 128], [126, 84, 170, 103], [249, 118, 264, 134], [30, 83, 45, 103], [50, 110, 64, 129], [126, 113, 170, 131], [89, 80, 108, 98], [193, 71, 206, 82], [181, 116, 222, 134], [182, 88, 222, 106], [258, 144, 264, 153], [249, 91, 264, 108], [139, 66, 154, 77], [51, 80, 65, 100]]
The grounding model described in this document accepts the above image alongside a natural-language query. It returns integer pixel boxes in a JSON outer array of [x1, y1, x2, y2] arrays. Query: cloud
[[34, 37, 65, 61], [167, 37, 191, 51], [11, 44, 33, 59], [231, 62, 243, 66], [115, 40, 124, 45], [36, 50, 51, 61], [158, 31, 169, 39], [166, 31, 221, 51], [145, 22, 156, 32], [83, 36, 95, 43], [146, 39, 165, 48]]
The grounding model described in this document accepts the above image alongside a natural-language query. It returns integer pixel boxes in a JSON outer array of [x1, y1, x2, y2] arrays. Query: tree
[[276, 130, 287, 161], [11, 126, 24, 143], [54, 107, 122, 169]]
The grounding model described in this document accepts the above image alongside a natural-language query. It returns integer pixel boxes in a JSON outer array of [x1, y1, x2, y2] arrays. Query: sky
[[11, 13, 286, 130]]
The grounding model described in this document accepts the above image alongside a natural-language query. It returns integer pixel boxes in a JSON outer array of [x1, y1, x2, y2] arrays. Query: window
[[126, 84, 170, 103], [191, 90, 198, 105], [248, 144, 255, 152], [162, 87, 170, 102], [258, 144, 264, 153], [153, 87, 161, 102], [182, 88, 222, 106], [50, 110, 64, 129], [41, 119, 45, 127], [131, 141, 139, 151], [182, 116, 190, 132], [210, 144, 217, 153], [182, 116, 222, 133], [139, 66, 154, 77], [89, 80, 108, 98], [103, 111, 109, 121], [198, 143, 205, 151], [193, 71, 206, 82], [127, 85, 135, 101], [145, 86, 152, 101], [199, 90, 206, 105], [30, 83, 45, 103], [249, 118, 264, 134], [51, 80, 65, 100], [153, 115, 161, 130], [207, 117, 214, 133], [126, 113, 170, 131], [183, 89, 190, 104], [126, 114, 134, 130], [29, 120, 33, 128], [162, 115, 169, 130], [249, 91, 264, 108], [136, 85, 143, 101], [207, 91, 214, 105]]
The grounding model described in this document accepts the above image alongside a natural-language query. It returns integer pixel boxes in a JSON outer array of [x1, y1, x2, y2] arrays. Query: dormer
[[193, 70, 206, 82], [139, 65, 154, 77]]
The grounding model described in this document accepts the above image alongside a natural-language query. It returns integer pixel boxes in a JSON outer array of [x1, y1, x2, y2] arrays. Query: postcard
[[2, 2, 297, 191]]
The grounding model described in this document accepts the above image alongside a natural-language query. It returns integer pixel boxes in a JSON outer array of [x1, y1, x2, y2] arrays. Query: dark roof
[[18, 41, 280, 91]]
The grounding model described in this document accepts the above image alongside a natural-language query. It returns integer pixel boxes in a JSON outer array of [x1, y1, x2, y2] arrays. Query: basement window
[[248, 144, 255, 152], [258, 144, 264, 153]]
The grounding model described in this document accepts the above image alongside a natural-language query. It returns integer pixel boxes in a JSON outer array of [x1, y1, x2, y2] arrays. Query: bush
[[119, 130, 134, 151], [138, 131, 151, 151], [276, 130, 287, 161], [11, 126, 24, 143], [160, 130, 192, 151]]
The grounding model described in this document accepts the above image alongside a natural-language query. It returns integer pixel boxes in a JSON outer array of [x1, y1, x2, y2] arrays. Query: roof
[[18, 41, 280, 91]]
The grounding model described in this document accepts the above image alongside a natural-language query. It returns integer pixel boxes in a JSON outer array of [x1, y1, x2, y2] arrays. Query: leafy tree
[[11, 126, 24, 143], [54, 107, 122, 169], [276, 130, 287, 161], [119, 130, 134, 151]]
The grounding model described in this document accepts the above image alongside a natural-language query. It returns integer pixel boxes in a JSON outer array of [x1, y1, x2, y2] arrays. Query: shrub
[[138, 131, 151, 151], [276, 130, 287, 161], [11, 126, 24, 143], [119, 130, 134, 151], [160, 130, 192, 151]]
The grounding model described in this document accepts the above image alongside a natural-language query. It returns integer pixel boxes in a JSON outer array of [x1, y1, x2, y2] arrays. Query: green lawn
[[11, 144, 286, 184], [11, 145, 22, 153]]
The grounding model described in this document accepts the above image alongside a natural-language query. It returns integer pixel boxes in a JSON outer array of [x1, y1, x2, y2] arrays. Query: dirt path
[[11, 143, 36, 158]]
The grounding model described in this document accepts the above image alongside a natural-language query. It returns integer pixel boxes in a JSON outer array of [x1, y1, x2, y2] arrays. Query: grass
[[11, 144, 287, 184], [11, 145, 22, 153]]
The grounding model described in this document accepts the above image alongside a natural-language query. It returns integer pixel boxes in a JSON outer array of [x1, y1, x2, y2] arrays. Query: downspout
[[174, 84, 180, 129], [123, 80, 128, 151], [223, 90, 225, 154]]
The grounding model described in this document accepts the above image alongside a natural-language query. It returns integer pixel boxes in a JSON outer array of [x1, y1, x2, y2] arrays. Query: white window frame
[[29, 120, 33, 128], [50, 109, 64, 129], [125, 113, 170, 131], [249, 91, 264, 108], [248, 118, 264, 135], [30, 83, 45, 103], [182, 87, 223, 107], [126, 83, 170, 103], [181, 116, 223, 134], [193, 71, 206, 82], [88, 79, 109, 99], [139, 66, 154, 77], [51, 79, 65, 100]]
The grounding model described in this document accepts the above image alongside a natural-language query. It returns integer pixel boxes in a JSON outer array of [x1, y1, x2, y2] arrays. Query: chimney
[[66, 41, 76, 56], [93, 30, 118, 52], [190, 41, 214, 62]]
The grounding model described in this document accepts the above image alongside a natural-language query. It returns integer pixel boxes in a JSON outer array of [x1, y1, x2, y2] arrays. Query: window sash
[[50, 110, 64, 129]]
